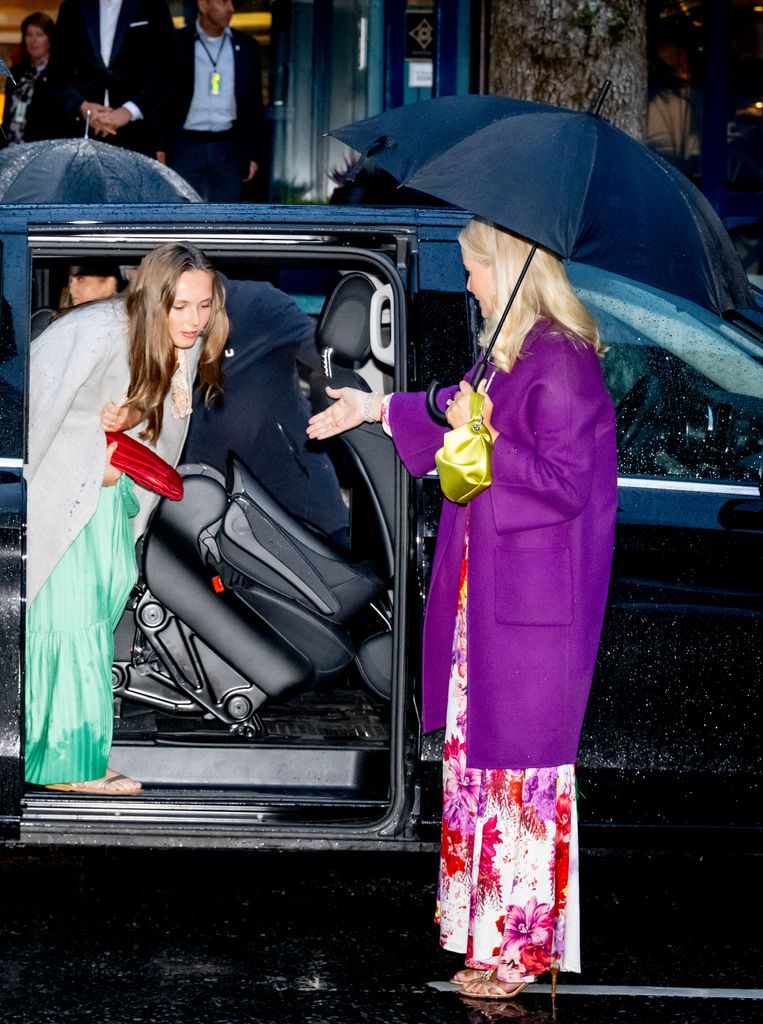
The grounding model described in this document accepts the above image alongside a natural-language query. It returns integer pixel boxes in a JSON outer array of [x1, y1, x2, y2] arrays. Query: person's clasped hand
[[95, 106, 133, 135], [80, 100, 115, 137]]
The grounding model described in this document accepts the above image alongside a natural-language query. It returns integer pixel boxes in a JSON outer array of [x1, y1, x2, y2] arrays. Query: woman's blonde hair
[[458, 219, 602, 373], [124, 242, 228, 442]]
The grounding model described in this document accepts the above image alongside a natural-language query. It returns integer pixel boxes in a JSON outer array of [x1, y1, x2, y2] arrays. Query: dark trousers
[[167, 131, 243, 202]]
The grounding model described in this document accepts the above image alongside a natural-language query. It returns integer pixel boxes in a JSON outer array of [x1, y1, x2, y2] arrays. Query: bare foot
[[451, 967, 495, 985], [460, 974, 530, 1000]]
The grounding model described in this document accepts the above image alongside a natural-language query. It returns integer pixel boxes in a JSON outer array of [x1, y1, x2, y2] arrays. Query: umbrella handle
[[471, 362, 488, 391], [425, 380, 450, 426]]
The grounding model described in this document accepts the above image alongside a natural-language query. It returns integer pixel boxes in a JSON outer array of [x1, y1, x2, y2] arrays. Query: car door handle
[[718, 499, 763, 531]]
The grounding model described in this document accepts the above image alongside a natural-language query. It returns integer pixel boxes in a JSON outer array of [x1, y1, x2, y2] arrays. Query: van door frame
[[0, 229, 29, 841], [18, 219, 425, 848]]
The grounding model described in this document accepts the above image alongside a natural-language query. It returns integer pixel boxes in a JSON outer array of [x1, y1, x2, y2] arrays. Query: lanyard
[[196, 31, 228, 70]]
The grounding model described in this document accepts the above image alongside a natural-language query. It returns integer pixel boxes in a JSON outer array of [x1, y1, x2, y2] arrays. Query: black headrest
[[316, 273, 373, 365]]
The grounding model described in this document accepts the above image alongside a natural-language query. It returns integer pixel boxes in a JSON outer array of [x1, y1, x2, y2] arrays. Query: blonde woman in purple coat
[[308, 219, 617, 1003]]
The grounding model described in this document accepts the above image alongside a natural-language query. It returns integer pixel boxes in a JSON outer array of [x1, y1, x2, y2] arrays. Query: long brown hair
[[124, 243, 228, 442]]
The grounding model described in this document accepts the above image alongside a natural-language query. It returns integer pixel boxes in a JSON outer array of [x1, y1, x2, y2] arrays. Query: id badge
[[209, 70, 221, 96], [12, 99, 28, 122]]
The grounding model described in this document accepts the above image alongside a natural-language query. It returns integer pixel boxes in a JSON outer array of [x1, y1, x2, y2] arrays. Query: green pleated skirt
[[25, 475, 139, 785]]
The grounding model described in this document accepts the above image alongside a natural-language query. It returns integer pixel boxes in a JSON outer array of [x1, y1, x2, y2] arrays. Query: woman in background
[[25, 243, 228, 796], [1, 12, 57, 146], [308, 219, 617, 1002]]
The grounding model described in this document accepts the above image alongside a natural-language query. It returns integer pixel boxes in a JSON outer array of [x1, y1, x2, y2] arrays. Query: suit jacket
[[183, 278, 348, 539], [164, 23, 265, 166], [1, 62, 60, 144], [388, 322, 618, 770], [51, 0, 175, 147]]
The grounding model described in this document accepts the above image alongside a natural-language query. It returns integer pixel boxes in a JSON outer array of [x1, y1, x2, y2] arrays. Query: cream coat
[[25, 299, 201, 604]]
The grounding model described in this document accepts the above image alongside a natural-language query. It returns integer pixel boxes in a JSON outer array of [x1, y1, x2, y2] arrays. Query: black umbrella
[[332, 94, 752, 318], [0, 138, 201, 204]]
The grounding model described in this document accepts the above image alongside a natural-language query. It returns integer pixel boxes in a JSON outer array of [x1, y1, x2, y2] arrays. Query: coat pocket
[[494, 546, 573, 626]]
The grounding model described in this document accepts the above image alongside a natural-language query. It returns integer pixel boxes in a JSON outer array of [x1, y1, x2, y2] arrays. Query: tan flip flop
[[45, 772, 142, 796]]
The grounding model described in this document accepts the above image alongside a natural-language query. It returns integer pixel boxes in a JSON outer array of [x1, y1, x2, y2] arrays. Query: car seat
[[113, 452, 392, 736], [309, 273, 397, 581]]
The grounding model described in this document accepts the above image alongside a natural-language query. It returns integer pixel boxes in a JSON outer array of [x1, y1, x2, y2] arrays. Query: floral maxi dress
[[436, 518, 581, 984]]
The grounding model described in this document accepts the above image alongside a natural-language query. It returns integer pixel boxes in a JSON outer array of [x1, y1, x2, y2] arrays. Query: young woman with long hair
[[307, 219, 617, 1004], [25, 242, 228, 796]]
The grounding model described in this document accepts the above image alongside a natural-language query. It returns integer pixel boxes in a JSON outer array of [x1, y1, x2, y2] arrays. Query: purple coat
[[388, 321, 618, 770]]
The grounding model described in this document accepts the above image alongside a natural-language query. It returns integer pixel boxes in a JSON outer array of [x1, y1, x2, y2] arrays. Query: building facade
[[0, 1, 760, 274]]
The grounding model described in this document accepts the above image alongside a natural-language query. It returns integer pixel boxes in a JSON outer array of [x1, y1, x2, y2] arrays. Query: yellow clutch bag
[[434, 390, 494, 504]]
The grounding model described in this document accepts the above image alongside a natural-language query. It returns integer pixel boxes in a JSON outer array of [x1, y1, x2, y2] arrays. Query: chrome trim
[[617, 477, 758, 496], [29, 232, 330, 244], [424, 472, 758, 497]]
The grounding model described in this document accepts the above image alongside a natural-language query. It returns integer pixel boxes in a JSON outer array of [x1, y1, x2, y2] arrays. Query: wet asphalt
[[0, 840, 759, 1024]]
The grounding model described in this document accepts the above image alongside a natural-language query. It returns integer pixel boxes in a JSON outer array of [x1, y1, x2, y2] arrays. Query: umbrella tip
[[590, 79, 612, 118], [0, 58, 16, 86]]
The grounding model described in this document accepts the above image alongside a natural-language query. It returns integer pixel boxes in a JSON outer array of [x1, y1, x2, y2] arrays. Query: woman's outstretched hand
[[306, 386, 374, 441]]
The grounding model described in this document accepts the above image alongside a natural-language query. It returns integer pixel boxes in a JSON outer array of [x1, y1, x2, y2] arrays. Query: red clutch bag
[[105, 431, 184, 501]]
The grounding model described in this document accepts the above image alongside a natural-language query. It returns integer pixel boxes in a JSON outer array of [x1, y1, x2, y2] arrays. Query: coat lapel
[[83, 0, 103, 66], [110, 0, 140, 65]]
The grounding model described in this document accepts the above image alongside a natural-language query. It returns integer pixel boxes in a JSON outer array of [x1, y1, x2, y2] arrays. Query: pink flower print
[[455, 707, 467, 735], [441, 825, 467, 877], [443, 744, 481, 833], [476, 815, 503, 903], [443, 733, 461, 764], [480, 814, 502, 867], [503, 898, 554, 955], [556, 791, 572, 839], [523, 768, 557, 822]]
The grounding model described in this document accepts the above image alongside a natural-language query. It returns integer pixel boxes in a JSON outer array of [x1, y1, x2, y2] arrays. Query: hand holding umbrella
[[445, 380, 496, 438]]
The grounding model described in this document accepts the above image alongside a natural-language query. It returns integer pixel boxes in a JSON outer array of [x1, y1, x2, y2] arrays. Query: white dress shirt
[[99, 0, 142, 120], [183, 22, 236, 132]]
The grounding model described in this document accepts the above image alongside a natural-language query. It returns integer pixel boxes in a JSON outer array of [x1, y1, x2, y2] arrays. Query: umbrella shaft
[[476, 243, 537, 389]]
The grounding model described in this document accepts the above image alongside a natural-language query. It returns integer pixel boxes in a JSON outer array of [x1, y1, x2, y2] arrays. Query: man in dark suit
[[161, 0, 265, 202], [183, 277, 348, 542], [52, 0, 175, 156]]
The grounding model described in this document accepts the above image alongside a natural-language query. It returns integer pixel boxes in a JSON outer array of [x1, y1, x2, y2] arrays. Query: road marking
[[428, 981, 762, 999]]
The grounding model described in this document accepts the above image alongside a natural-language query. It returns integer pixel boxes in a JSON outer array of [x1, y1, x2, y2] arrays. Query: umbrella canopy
[[0, 138, 201, 204], [332, 95, 753, 316]]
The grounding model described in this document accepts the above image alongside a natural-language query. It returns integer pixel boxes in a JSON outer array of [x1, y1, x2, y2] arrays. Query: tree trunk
[[488, 0, 647, 140]]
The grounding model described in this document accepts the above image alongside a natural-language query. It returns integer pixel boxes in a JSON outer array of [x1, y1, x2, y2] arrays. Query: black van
[[0, 203, 760, 848]]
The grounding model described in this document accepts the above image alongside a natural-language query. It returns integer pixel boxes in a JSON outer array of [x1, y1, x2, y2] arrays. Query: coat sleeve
[[26, 312, 113, 483], [235, 33, 265, 165], [387, 383, 459, 478], [489, 343, 607, 534], [49, 0, 85, 120], [128, 2, 176, 119]]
